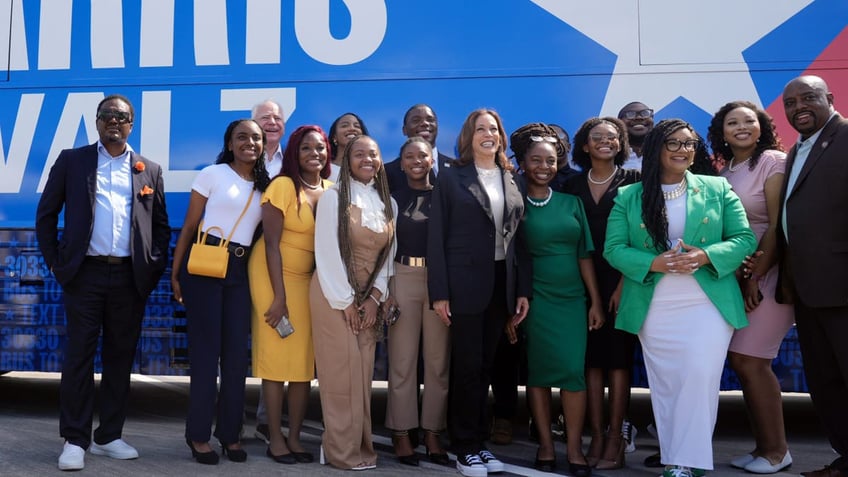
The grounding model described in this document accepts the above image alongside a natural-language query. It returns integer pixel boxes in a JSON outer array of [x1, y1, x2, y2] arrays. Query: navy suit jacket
[[386, 151, 454, 193], [36, 143, 170, 298], [427, 161, 532, 314], [776, 113, 848, 307]]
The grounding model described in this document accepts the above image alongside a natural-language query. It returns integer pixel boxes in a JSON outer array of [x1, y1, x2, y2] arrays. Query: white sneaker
[[623, 419, 638, 453], [58, 442, 85, 471], [90, 438, 139, 459], [478, 449, 504, 473], [456, 453, 488, 477]]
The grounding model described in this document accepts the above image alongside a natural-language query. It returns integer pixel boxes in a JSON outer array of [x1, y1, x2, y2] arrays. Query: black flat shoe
[[534, 449, 556, 472], [292, 451, 314, 463], [266, 447, 297, 464], [398, 453, 419, 466], [644, 452, 663, 468], [185, 438, 219, 465], [221, 444, 247, 462], [569, 460, 592, 477], [427, 449, 450, 466]]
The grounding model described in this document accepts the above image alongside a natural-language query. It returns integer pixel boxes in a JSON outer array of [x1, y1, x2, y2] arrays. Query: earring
[[723, 141, 728, 147]]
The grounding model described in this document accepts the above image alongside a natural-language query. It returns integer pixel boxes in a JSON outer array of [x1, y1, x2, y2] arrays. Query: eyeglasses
[[589, 133, 619, 142], [97, 110, 132, 124], [664, 139, 700, 152], [530, 135, 558, 143], [620, 109, 654, 119]]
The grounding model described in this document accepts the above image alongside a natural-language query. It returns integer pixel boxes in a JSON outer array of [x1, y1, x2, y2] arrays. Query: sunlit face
[[783, 78, 833, 138], [583, 122, 621, 162], [618, 102, 654, 141], [228, 121, 264, 165], [400, 141, 433, 182], [521, 142, 557, 188], [402, 105, 438, 146], [96, 98, 133, 146], [659, 127, 697, 180], [334, 114, 364, 149], [471, 113, 500, 158], [298, 131, 328, 176], [253, 101, 285, 146], [348, 137, 382, 184], [722, 107, 761, 152]]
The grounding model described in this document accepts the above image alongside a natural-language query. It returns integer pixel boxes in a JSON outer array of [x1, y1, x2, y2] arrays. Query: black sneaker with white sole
[[478, 449, 505, 473], [456, 453, 488, 477]]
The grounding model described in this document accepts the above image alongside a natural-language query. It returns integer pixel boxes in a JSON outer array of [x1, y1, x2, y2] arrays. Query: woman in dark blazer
[[427, 108, 531, 477]]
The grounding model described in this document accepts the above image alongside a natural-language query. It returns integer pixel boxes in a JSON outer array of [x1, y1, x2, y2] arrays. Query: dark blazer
[[427, 161, 532, 314], [36, 143, 171, 297], [776, 113, 848, 307], [386, 151, 454, 192]]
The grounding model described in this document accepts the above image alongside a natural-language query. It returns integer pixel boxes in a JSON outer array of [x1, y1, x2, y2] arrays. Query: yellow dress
[[249, 176, 330, 381]]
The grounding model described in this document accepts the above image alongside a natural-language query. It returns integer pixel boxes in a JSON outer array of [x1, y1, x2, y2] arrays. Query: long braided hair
[[509, 122, 567, 164], [215, 119, 271, 192], [640, 118, 712, 252], [707, 100, 784, 171], [280, 125, 332, 213], [335, 135, 395, 303]]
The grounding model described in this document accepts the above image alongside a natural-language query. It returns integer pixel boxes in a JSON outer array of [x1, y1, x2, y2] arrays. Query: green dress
[[523, 192, 593, 390]]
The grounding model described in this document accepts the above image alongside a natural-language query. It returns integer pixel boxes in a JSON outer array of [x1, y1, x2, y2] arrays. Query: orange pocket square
[[139, 185, 154, 197]]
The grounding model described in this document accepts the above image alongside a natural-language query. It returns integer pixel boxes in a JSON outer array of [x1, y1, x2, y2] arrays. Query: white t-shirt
[[192, 163, 262, 245]]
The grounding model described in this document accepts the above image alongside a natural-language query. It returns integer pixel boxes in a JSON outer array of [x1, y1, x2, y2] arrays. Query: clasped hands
[[343, 297, 379, 335], [653, 239, 708, 275]]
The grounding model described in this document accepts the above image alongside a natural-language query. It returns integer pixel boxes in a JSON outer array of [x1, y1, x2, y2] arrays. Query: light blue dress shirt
[[87, 141, 133, 257]]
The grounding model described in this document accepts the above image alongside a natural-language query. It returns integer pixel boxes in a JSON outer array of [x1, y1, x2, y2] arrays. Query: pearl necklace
[[727, 156, 751, 173], [299, 175, 322, 190], [663, 178, 688, 201], [527, 187, 553, 207], [587, 166, 618, 185]]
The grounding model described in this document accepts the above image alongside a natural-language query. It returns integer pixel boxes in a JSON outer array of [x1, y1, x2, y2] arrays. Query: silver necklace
[[527, 187, 553, 207], [727, 156, 751, 173], [663, 178, 688, 200], [299, 175, 321, 190], [587, 166, 618, 185]]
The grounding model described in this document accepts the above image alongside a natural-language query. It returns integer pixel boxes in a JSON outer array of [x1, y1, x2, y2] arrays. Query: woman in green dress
[[510, 123, 604, 476]]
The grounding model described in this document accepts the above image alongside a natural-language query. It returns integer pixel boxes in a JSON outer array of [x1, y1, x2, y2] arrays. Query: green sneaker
[[692, 468, 706, 477], [662, 466, 695, 477]]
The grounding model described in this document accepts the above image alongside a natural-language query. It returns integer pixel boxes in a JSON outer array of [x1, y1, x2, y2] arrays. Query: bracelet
[[368, 294, 380, 306]]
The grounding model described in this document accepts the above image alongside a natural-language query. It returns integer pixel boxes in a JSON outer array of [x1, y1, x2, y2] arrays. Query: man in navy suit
[[36, 94, 170, 471], [778, 75, 848, 477], [386, 104, 454, 192]]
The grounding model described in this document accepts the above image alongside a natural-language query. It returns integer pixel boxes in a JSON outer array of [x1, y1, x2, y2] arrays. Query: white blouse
[[314, 182, 397, 310]]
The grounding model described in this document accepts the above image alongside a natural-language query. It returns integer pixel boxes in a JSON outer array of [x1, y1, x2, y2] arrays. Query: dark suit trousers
[[180, 249, 251, 445], [449, 261, 508, 455], [795, 300, 848, 462], [60, 259, 144, 449]]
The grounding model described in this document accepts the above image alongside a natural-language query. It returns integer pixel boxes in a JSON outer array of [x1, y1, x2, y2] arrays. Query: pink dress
[[722, 149, 794, 359]]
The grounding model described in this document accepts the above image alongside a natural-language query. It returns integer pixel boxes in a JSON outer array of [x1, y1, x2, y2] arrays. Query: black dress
[[563, 168, 640, 369]]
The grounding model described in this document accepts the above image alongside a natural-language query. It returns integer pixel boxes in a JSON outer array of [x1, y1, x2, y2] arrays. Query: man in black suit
[[385, 104, 454, 192], [36, 94, 170, 471], [778, 75, 848, 477]]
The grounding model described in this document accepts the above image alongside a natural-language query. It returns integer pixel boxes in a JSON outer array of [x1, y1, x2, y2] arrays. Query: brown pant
[[385, 263, 450, 431]]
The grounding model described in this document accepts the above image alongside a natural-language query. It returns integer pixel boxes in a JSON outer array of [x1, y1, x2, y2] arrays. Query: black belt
[[87, 255, 131, 265], [203, 235, 249, 258], [398, 255, 426, 267]]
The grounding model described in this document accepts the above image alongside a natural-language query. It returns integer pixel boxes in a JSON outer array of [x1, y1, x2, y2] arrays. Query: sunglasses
[[589, 133, 619, 142], [620, 109, 654, 119], [530, 135, 558, 143], [97, 110, 132, 124]]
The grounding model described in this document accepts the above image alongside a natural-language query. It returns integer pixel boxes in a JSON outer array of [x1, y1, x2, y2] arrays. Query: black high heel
[[185, 438, 219, 465], [266, 446, 297, 464], [568, 460, 592, 477], [391, 430, 419, 467], [424, 430, 450, 466], [221, 443, 247, 462], [534, 448, 556, 472]]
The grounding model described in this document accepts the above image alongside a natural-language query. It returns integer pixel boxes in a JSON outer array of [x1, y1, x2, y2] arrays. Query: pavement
[[0, 372, 837, 476]]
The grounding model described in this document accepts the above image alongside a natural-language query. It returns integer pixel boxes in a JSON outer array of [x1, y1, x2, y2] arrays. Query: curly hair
[[571, 117, 630, 170], [640, 118, 713, 252], [279, 125, 332, 211], [329, 112, 370, 161], [509, 122, 567, 166], [707, 100, 784, 171], [215, 119, 270, 192], [456, 108, 512, 171], [335, 135, 395, 302]]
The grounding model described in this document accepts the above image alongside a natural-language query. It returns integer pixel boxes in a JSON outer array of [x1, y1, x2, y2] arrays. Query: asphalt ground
[[0, 372, 837, 476]]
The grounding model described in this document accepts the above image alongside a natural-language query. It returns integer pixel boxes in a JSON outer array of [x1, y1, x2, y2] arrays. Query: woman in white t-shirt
[[171, 119, 271, 465]]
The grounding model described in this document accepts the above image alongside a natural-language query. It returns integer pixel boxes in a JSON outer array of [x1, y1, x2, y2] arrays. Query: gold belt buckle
[[404, 256, 425, 267]]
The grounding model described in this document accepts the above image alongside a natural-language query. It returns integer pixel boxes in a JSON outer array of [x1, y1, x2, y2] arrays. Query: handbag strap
[[195, 189, 255, 247]]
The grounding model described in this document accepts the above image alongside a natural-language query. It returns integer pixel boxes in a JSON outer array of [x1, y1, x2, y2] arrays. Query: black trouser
[[181, 246, 251, 445], [60, 259, 144, 449], [795, 300, 848, 468], [491, 331, 522, 421], [448, 261, 508, 456]]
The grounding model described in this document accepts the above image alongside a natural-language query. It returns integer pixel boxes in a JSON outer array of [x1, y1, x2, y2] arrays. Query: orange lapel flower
[[139, 185, 154, 198], [134, 161, 145, 173]]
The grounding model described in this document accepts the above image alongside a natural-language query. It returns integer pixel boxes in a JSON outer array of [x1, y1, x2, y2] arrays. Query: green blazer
[[603, 172, 757, 334]]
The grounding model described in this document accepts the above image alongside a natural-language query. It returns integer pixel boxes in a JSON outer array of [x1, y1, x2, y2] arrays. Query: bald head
[[783, 75, 834, 138]]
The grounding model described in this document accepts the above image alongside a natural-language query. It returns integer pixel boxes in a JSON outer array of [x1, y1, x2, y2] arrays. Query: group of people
[[34, 74, 848, 477]]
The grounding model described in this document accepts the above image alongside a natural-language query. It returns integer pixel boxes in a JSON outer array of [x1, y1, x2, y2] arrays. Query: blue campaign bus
[[1, 0, 846, 389]]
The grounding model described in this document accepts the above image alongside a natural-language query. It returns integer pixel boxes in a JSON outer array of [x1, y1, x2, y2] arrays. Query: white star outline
[[530, 0, 812, 116]]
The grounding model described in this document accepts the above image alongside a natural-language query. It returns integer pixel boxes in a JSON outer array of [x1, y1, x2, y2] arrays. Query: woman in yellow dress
[[248, 125, 332, 464]]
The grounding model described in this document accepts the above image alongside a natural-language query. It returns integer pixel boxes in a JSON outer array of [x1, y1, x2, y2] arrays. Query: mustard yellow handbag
[[186, 193, 253, 278]]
